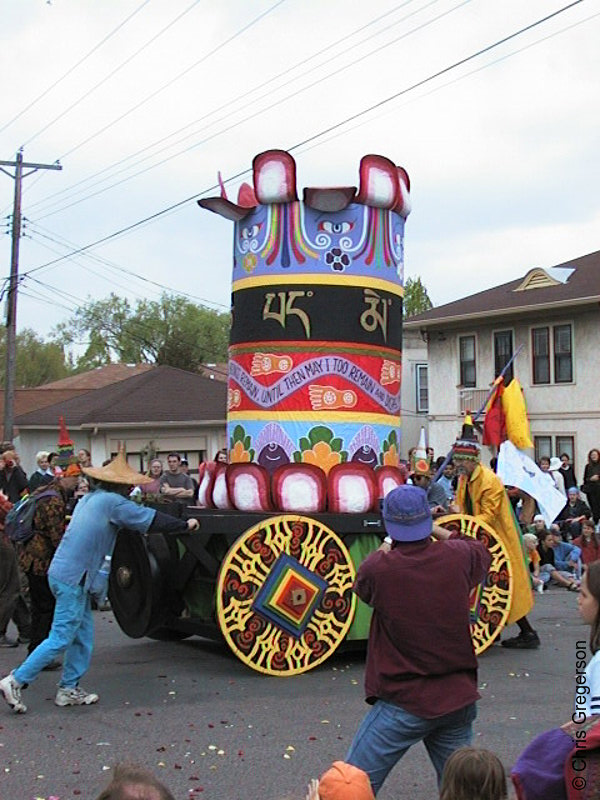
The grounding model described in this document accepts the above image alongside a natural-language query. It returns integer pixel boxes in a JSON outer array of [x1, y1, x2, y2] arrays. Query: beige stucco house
[[400, 327, 429, 459], [404, 250, 600, 481]]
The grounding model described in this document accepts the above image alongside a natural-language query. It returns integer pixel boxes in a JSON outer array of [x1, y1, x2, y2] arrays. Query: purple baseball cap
[[383, 485, 432, 542]]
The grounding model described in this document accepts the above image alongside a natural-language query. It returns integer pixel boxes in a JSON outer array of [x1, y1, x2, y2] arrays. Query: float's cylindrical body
[[225, 159, 407, 475], [199, 151, 410, 477]]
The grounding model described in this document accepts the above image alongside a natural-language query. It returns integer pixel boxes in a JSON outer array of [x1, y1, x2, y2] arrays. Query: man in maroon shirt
[[345, 484, 491, 794]]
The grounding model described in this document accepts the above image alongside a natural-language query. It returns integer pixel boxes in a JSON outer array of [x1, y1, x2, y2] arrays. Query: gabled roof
[[15, 365, 227, 428], [41, 363, 154, 390], [404, 250, 600, 329]]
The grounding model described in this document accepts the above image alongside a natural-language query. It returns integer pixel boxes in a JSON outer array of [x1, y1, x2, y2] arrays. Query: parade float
[[109, 150, 513, 675]]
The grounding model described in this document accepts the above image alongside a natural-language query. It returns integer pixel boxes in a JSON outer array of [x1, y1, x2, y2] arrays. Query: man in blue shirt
[[0, 451, 199, 714]]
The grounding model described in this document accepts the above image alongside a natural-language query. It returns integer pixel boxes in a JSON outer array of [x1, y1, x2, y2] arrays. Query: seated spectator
[[572, 518, 600, 566], [522, 533, 544, 593], [556, 486, 592, 540], [526, 514, 548, 540], [141, 458, 163, 495], [95, 762, 175, 800], [159, 453, 194, 502], [537, 529, 580, 591], [28, 451, 54, 492], [440, 746, 508, 800], [549, 523, 582, 576]]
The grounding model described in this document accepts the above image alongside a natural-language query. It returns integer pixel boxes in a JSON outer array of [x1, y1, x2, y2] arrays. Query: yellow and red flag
[[501, 378, 533, 450], [482, 376, 506, 447]]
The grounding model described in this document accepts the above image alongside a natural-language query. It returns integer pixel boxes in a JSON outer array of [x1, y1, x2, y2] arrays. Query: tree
[[54, 293, 230, 374], [403, 276, 433, 318], [0, 328, 72, 388]]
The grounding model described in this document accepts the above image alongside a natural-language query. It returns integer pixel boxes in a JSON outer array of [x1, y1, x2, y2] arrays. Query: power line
[[22, 230, 152, 299], [49, 0, 288, 164], [22, 273, 229, 364], [21, 0, 204, 149], [19, 0, 589, 279], [293, 8, 600, 158], [31, 0, 458, 220], [23, 219, 229, 309], [24, 0, 430, 215], [0, 0, 152, 138]]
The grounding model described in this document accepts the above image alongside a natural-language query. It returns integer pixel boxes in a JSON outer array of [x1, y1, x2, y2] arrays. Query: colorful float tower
[[199, 150, 410, 478]]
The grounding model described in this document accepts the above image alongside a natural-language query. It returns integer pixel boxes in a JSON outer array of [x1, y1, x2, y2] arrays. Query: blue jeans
[[346, 699, 477, 794], [14, 577, 93, 689]]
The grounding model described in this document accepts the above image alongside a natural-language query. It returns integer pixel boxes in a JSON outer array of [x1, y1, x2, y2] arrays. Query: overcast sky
[[1, 0, 599, 342]]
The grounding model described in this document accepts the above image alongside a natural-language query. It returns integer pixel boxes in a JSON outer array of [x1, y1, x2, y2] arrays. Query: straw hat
[[83, 450, 153, 485]]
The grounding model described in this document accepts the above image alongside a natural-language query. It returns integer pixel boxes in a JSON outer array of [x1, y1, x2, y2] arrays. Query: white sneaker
[[0, 672, 27, 713], [55, 685, 99, 707], [536, 582, 545, 594]]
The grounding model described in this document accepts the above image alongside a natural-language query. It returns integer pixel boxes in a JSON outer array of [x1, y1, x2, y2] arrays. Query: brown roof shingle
[[404, 250, 600, 328], [15, 366, 227, 428], [41, 363, 154, 390]]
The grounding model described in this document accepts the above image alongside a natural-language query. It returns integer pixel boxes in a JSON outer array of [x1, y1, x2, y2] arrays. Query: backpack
[[4, 488, 60, 544]]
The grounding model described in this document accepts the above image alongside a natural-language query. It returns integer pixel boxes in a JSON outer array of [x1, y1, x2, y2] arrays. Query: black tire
[[109, 531, 167, 638], [147, 628, 191, 641]]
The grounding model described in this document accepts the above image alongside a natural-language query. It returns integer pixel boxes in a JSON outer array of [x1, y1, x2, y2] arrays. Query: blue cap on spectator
[[568, 486, 579, 495], [383, 485, 432, 542]]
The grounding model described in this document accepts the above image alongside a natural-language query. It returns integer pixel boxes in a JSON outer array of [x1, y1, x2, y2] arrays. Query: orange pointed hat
[[57, 415, 75, 468]]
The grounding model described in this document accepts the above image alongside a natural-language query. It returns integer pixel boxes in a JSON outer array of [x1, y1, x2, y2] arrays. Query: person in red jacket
[[345, 484, 491, 794], [572, 518, 600, 565]]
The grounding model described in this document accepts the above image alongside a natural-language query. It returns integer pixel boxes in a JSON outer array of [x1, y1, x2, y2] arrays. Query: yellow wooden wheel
[[436, 514, 514, 655], [216, 515, 357, 676]]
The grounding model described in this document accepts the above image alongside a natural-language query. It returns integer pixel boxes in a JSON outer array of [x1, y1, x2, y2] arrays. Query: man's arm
[[161, 485, 193, 498], [354, 553, 381, 606], [428, 481, 449, 511], [432, 523, 491, 584]]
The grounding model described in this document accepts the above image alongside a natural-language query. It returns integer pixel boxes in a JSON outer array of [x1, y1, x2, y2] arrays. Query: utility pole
[[0, 150, 62, 442]]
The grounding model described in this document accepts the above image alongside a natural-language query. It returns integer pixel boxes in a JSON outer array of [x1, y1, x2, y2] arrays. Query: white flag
[[497, 440, 566, 527]]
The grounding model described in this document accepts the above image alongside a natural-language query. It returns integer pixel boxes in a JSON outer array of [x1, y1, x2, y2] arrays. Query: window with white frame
[[534, 435, 575, 464], [532, 327, 550, 384], [556, 436, 574, 462], [459, 335, 476, 387], [554, 324, 573, 383], [531, 323, 573, 384], [494, 329, 514, 383], [416, 363, 428, 413], [534, 436, 552, 463]]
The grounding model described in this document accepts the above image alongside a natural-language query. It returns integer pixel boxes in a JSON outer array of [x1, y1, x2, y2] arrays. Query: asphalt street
[[0, 587, 584, 800]]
